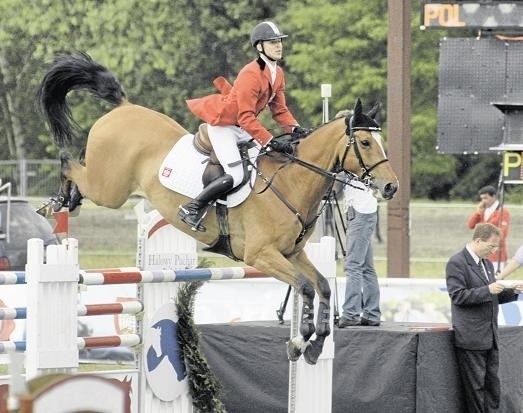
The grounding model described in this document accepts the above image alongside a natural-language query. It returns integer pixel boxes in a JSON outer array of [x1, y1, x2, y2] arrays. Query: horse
[[37, 52, 398, 365]]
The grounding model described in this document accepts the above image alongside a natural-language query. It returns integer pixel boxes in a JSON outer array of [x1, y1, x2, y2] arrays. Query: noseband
[[338, 117, 390, 180]]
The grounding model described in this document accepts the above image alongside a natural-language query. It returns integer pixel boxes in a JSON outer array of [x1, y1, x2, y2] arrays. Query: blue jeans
[[342, 208, 380, 321]]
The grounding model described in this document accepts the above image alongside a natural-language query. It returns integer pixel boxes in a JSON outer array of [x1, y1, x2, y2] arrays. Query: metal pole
[[321, 84, 332, 124], [19, 158, 26, 197]]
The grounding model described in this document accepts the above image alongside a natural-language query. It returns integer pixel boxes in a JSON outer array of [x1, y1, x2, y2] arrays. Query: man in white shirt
[[338, 177, 381, 327], [446, 223, 522, 412]]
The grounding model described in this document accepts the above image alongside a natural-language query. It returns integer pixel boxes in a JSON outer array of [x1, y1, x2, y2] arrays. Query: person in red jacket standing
[[467, 185, 510, 271], [178, 21, 309, 232]]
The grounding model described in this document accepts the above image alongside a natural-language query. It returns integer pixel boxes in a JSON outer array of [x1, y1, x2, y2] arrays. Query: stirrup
[[178, 205, 208, 232]]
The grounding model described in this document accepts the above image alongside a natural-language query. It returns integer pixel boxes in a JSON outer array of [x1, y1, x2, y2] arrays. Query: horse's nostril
[[384, 182, 398, 198]]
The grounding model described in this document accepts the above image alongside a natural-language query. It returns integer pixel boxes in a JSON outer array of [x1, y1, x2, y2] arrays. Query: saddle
[[191, 123, 255, 261], [192, 123, 253, 189]]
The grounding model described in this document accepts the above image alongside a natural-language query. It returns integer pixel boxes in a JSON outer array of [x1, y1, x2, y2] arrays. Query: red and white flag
[[52, 210, 69, 235]]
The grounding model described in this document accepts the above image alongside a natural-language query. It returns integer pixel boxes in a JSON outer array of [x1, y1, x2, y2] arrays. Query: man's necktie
[[478, 260, 489, 282]]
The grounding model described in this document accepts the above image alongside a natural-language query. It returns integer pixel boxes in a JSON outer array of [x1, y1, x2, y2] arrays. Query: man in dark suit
[[446, 223, 523, 413]]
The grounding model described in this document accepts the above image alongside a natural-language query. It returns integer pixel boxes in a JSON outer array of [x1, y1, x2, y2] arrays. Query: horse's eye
[[361, 140, 371, 148]]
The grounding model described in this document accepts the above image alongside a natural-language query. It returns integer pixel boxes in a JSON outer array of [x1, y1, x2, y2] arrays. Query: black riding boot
[[178, 174, 234, 232]]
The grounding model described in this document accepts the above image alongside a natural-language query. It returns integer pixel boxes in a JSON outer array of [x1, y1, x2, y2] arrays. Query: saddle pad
[[158, 134, 258, 208]]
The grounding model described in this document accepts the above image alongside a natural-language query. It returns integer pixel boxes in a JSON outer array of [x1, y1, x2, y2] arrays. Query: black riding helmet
[[250, 21, 288, 48]]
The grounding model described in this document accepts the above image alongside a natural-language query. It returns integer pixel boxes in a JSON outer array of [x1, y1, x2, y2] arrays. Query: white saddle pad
[[158, 134, 259, 208]]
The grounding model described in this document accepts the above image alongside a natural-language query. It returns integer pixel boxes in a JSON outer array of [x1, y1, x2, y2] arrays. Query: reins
[[251, 121, 390, 244]]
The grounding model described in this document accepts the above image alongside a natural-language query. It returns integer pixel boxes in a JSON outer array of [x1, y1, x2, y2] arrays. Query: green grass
[[33, 198, 523, 279]]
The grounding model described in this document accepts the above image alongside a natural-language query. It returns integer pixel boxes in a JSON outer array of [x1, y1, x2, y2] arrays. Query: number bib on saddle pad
[[158, 134, 258, 208]]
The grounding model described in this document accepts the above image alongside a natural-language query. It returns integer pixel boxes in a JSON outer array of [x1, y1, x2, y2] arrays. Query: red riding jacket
[[186, 57, 298, 146], [467, 206, 510, 263]]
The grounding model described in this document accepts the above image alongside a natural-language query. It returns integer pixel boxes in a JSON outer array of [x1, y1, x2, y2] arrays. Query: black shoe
[[338, 317, 361, 328], [178, 174, 234, 232], [361, 317, 380, 326]]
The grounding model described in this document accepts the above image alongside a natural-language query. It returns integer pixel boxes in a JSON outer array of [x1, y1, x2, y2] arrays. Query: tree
[[0, 0, 285, 160], [0, 0, 512, 199]]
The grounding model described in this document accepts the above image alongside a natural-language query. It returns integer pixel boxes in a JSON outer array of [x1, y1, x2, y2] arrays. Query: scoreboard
[[421, 2, 523, 30]]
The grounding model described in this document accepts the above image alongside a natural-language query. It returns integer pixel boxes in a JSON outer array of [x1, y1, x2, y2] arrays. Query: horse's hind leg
[[289, 251, 332, 365], [52, 151, 85, 213], [52, 152, 73, 212], [68, 148, 86, 212]]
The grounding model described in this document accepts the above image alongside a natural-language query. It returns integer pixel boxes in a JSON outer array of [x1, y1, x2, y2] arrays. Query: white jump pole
[[289, 236, 335, 413]]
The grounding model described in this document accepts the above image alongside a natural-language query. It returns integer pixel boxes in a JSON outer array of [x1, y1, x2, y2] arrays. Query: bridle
[[267, 117, 390, 185], [337, 115, 390, 181], [253, 117, 391, 244]]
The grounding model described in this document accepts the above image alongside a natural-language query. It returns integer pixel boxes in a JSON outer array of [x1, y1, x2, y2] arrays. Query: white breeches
[[207, 125, 254, 187]]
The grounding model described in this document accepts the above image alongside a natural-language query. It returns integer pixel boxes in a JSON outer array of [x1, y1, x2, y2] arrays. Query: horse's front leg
[[286, 277, 316, 362], [245, 250, 316, 362], [289, 250, 332, 365]]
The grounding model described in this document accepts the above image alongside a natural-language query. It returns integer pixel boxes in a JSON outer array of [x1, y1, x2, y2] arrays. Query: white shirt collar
[[465, 244, 489, 281], [259, 54, 277, 84], [484, 200, 498, 221], [465, 244, 481, 265]]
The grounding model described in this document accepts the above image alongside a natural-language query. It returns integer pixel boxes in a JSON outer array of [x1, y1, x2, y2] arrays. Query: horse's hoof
[[286, 341, 302, 361], [303, 340, 322, 365], [69, 185, 83, 213], [286, 337, 309, 362]]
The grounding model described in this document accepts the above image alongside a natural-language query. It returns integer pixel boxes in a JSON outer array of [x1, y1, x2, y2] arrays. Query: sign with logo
[[143, 303, 188, 401]]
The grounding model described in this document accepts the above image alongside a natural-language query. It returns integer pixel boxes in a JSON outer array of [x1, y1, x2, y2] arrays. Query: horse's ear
[[353, 98, 362, 117], [367, 102, 381, 120]]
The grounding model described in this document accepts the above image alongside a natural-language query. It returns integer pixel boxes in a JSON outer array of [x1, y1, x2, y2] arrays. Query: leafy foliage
[[0, 0, 511, 199], [176, 280, 226, 413]]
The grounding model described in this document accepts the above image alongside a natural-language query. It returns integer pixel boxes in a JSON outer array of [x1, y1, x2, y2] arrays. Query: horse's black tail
[[37, 51, 126, 148]]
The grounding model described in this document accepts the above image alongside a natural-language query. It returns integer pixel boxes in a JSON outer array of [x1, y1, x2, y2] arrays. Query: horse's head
[[337, 99, 398, 200]]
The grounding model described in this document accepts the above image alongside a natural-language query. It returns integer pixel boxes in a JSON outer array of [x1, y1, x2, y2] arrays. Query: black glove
[[291, 126, 312, 140], [269, 137, 294, 154]]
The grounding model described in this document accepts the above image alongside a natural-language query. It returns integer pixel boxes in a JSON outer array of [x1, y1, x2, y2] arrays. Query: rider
[[178, 21, 310, 232]]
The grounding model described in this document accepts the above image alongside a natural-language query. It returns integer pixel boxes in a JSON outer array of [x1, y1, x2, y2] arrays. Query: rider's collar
[[259, 53, 277, 84]]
